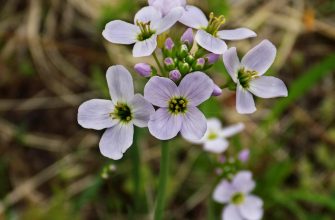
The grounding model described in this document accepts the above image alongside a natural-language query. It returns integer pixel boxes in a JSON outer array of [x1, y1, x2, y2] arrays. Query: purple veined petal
[[179, 5, 208, 29], [239, 195, 264, 220], [129, 94, 155, 128], [132, 35, 157, 57], [195, 30, 227, 54], [107, 65, 134, 103], [154, 7, 184, 34], [180, 106, 207, 140], [207, 118, 222, 131], [222, 205, 244, 220], [77, 99, 117, 130], [217, 28, 257, 40], [134, 6, 162, 24], [99, 123, 134, 160], [148, 108, 182, 140], [178, 72, 214, 106], [220, 123, 245, 138], [204, 138, 229, 153], [222, 47, 240, 83], [213, 180, 235, 204], [102, 20, 140, 44], [248, 76, 288, 98], [236, 85, 256, 114], [144, 76, 179, 107], [232, 171, 255, 194], [241, 40, 277, 75]]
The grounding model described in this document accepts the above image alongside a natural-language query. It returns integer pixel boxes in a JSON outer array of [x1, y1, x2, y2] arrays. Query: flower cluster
[[77, 0, 289, 219]]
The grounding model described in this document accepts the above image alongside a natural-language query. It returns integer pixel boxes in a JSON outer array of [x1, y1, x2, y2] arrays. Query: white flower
[[179, 6, 256, 54], [148, 0, 186, 16], [188, 118, 244, 153], [77, 65, 154, 160], [222, 40, 288, 114], [102, 6, 183, 57], [144, 72, 214, 140], [213, 171, 263, 220]]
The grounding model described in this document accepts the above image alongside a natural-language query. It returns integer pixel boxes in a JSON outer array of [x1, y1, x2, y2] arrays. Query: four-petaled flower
[[222, 40, 288, 114], [144, 72, 214, 140], [188, 118, 244, 153], [213, 171, 263, 220], [77, 65, 154, 160], [103, 6, 183, 57], [179, 6, 256, 54], [149, 0, 186, 16]]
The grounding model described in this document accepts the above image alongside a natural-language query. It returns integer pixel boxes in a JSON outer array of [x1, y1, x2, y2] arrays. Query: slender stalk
[[131, 128, 141, 211], [154, 140, 169, 220], [153, 51, 164, 75]]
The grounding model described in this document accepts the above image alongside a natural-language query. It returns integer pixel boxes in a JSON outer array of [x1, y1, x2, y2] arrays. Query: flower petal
[[179, 5, 208, 29], [239, 195, 263, 220], [217, 28, 256, 40], [221, 123, 244, 138], [213, 180, 235, 203], [102, 20, 139, 44], [178, 71, 214, 106], [241, 40, 276, 75], [204, 138, 229, 153], [195, 30, 227, 54], [236, 86, 256, 114], [207, 118, 222, 130], [232, 171, 255, 194], [133, 35, 157, 57], [148, 108, 182, 140], [134, 6, 162, 24], [144, 76, 179, 107], [99, 123, 134, 160], [78, 99, 116, 130], [154, 7, 184, 34], [222, 205, 243, 220], [129, 94, 155, 128], [222, 47, 240, 83], [107, 65, 134, 103], [248, 76, 288, 98], [180, 106, 207, 140]]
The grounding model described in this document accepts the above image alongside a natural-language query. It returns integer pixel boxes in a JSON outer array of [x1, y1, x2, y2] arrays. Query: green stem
[[154, 141, 169, 220], [131, 128, 141, 211], [153, 51, 164, 76]]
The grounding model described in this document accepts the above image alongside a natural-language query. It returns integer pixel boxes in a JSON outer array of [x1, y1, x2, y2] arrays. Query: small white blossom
[[213, 171, 263, 220], [77, 65, 154, 160], [222, 40, 288, 114], [188, 118, 244, 153], [148, 0, 186, 16]]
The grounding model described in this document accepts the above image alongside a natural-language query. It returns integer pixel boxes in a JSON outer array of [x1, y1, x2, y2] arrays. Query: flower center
[[136, 20, 156, 41], [110, 102, 133, 123], [237, 67, 259, 89], [204, 12, 225, 36], [231, 192, 245, 205], [168, 97, 188, 114], [207, 132, 218, 140]]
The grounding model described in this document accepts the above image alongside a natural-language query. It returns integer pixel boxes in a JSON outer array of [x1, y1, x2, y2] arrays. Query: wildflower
[[102, 6, 183, 57], [134, 63, 154, 77], [144, 72, 214, 140], [222, 40, 288, 114], [149, 0, 186, 16], [179, 6, 256, 54], [188, 118, 244, 153], [213, 171, 263, 220], [77, 65, 154, 159]]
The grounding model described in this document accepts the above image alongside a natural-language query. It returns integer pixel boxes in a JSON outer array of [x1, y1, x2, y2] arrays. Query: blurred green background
[[0, 0, 335, 219]]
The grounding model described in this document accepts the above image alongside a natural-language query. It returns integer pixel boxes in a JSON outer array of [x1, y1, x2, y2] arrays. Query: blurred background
[[0, 0, 335, 219]]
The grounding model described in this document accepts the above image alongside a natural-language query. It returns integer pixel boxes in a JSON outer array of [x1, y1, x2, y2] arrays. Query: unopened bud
[[178, 44, 189, 58], [181, 28, 194, 48], [169, 70, 181, 81], [185, 55, 195, 64], [165, 37, 174, 51], [134, 63, 152, 77], [164, 57, 175, 70], [212, 84, 222, 96], [193, 58, 205, 70], [205, 53, 220, 65], [238, 149, 250, 163], [178, 62, 190, 74]]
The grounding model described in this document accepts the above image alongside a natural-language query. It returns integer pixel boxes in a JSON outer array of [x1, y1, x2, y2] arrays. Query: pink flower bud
[[238, 149, 250, 162], [165, 38, 174, 51], [134, 63, 152, 77], [181, 28, 194, 47], [205, 53, 220, 65], [212, 84, 222, 96], [169, 70, 181, 81]]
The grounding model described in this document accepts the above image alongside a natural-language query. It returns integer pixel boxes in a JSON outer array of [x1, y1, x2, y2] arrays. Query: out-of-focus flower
[[238, 149, 250, 163], [144, 72, 214, 140], [103, 6, 183, 57], [222, 40, 288, 114], [188, 118, 244, 153], [78, 65, 154, 159], [212, 84, 222, 96], [169, 69, 182, 81], [179, 8, 256, 54], [134, 63, 153, 77], [149, 0, 186, 16], [213, 171, 263, 220]]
